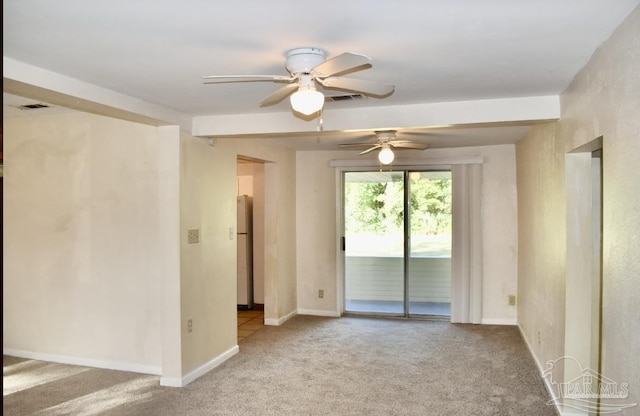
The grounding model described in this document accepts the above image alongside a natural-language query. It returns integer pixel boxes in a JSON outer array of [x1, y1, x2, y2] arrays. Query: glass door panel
[[343, 169, 452, 318], [407, 171, 452, 316], [344, 171, 405, 315]]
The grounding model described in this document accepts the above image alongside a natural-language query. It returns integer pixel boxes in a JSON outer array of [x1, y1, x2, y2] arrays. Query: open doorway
[[564, 138, 603, 413], [237, 156, 266, 311]]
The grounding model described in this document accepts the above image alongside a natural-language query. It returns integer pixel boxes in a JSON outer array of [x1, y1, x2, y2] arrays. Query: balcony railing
[[345, 256, 451, 303]]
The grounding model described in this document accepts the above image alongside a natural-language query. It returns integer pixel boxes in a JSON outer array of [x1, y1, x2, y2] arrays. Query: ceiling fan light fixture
[[290, 77, 324, 115], [378, 145, 395, 165]]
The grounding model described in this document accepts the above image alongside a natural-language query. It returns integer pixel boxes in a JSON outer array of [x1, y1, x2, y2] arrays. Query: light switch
[[229, 227, 235, 240]]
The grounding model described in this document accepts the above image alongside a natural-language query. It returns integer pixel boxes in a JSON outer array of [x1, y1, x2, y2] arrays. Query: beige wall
[[3, 112, 243, 385], [296, 144, 519, 323], [3, 112, 165, 373], [3, 111, 298, 383], [179, 135, 238, 376], [236, 139, 297, 324], [516, 4, 640, 407]]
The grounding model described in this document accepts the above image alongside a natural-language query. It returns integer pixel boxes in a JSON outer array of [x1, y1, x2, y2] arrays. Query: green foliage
[[345, 181, 391, 233], [410, 176, 452, 235], [345, 173, 451, 236]]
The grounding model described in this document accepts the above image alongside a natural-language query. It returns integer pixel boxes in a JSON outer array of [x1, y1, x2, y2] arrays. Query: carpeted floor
[[3, 315, 557, 415]]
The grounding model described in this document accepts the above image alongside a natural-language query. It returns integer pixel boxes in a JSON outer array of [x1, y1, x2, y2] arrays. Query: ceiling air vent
[[18, 103, 50, 110], [325, 94, 367, 103]]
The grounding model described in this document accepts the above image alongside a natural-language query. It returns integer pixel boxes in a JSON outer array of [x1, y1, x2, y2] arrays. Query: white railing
[[345, 256, 451, 303]]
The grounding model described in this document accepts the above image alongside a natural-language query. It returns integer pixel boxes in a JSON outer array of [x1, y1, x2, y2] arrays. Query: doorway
[[564, 138, 603, 413], [237, 157, 266, 311], [343, 169, 452, 318]]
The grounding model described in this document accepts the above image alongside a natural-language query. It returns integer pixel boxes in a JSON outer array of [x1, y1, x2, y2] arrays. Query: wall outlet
[[188, 229, 199, 244], [318, 289, 324, 299], [536, 330, 541, 345], [188, 319, 193, 333], [508, 295, 516, 306]]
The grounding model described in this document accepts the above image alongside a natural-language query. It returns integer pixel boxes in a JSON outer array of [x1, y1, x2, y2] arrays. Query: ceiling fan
[[203, 47, 394, 116], [339, 131, 430, 165]]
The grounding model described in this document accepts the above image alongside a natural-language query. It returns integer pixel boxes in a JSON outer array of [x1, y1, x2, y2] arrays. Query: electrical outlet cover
[[188, 229, 199, 244]]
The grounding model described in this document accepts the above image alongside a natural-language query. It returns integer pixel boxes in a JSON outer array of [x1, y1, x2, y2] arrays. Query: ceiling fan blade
[[389, 142, 430, 150], [259, 83, 300, 107], [338, 143, 376, 148], [203, 74, 294, 84], [360, 145, 382, 155], [319, 77, 394, 97], [311, 52, 372, 78]]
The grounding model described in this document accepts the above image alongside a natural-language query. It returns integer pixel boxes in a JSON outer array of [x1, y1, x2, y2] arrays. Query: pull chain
[[317, 108, 324, 131]]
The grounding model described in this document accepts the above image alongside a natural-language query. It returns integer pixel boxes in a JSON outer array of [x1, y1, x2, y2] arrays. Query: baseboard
[[481, 318, 517, 325], [297, 309, 341, 317], [2, 348, 161, 376], [264, 309, 297, 326], [160, 345, 239, 388], [517, 324, 562, 416]]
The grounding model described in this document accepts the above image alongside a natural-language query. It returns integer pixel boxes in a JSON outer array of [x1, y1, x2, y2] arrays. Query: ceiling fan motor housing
[[376, 131, 396, 142], [286, 47, 327, 74]]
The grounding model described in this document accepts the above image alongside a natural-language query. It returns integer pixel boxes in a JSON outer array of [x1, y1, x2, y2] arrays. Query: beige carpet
[[3, 315, 557, 415]]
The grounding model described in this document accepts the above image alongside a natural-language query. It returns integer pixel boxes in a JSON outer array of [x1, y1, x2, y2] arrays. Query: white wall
[[3, 112, 164, 373], [295, 144, 519, 323], [516, 4, 640, 408]]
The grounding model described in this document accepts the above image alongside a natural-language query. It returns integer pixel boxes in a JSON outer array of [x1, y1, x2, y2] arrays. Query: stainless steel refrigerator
[[237, 195, 254, 309]]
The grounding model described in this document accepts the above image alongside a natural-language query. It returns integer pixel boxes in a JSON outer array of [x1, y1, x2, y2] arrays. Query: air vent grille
[[325, 94, 367, 102], [18, 103, 50, 110]]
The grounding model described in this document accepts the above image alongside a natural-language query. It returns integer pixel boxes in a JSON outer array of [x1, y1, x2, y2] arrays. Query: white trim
[[160, 345, 239, 387], [193, 95, 560, 137], [481, 318, 517, 325], [329, 156, 484, 168], [3, 57, 191, 130], [336, 169, 346, 317], [264, 309, 297, 326], [297, 309, 341, 317], [2, 348, 162, 376]]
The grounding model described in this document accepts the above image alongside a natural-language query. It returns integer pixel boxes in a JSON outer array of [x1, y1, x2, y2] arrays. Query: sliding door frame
[[332, 157, 483, 320]]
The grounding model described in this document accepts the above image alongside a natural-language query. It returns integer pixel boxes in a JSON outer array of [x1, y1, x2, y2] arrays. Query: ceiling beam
[[192, 95, 560, 138], [4, 57, 559, 140], [3, 57, 192, 131]]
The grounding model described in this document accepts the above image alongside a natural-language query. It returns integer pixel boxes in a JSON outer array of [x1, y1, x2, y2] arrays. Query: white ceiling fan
[[339, 131, 430, 164], [203, 47, 394, 116]]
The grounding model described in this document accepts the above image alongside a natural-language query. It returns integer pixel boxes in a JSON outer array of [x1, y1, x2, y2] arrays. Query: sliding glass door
[[344, 171, 405, 314], [343, 170, 452, 317]]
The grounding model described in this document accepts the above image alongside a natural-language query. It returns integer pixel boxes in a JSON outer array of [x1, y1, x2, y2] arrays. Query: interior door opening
[[237, 157, 266, 312], [343, 169, 452, 318], [563, 139, 603, 413]]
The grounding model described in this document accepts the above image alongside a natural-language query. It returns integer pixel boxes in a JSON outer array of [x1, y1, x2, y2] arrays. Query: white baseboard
[[297, 309, 340, 317], [517, 324, 562, 416], [2, 348, 162, 376], [481, 318, 517, 325], [264, 309, 297, 326], [160, 345, 239, 388]]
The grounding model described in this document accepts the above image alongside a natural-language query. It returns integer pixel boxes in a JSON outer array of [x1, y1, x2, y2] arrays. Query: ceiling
[[3, 0, 639, 151]]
